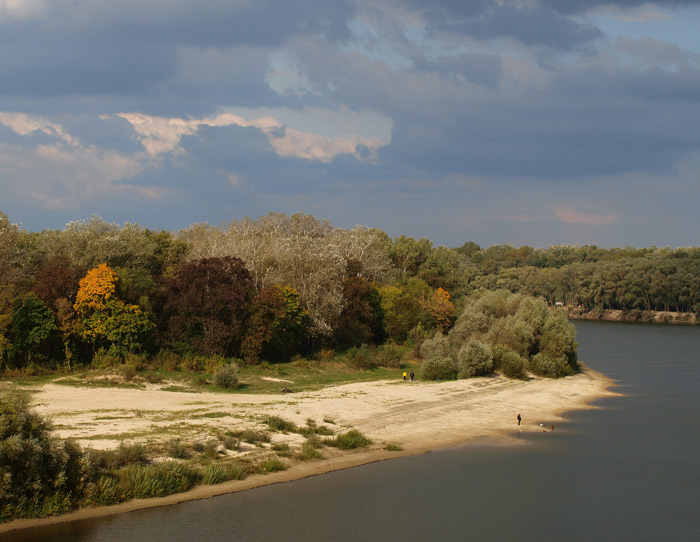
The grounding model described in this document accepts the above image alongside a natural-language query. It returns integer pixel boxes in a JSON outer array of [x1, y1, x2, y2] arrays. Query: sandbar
[[0, 367, 618, 533]]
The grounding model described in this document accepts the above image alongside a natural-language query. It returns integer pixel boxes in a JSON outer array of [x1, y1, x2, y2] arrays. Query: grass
[[385, 443, 404, 452], [325, 429, 372, 450], [264, 415, 298, 433]]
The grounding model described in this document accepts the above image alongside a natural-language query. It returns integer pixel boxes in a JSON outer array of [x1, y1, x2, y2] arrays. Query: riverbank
[[566, 307, 698, 325], [1, 367, 617, 534]]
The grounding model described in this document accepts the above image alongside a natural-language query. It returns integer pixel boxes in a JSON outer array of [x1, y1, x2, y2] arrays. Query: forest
[[1, 210, 698, 374]]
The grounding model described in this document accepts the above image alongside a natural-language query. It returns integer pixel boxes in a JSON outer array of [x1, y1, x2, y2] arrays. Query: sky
[[1, 0, 699, 249]]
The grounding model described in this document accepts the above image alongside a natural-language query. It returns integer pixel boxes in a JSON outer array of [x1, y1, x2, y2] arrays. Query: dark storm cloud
[[407, 0, 601, 48], [0, 0, 355, 114], [539, 0, 700, 15]]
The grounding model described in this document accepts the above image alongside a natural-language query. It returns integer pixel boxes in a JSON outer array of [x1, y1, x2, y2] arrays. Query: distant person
[[410, 370, 415, 381], [550, 425, 554, 432], [517, 413, 522, 426], [403, 371, 407, 381]]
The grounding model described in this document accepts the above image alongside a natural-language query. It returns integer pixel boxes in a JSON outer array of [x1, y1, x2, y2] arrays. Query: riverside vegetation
[[1, 209, 692, 523]]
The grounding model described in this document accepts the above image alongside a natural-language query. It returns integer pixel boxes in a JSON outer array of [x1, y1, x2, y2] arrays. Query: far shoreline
[[0, 366, 618, 535]]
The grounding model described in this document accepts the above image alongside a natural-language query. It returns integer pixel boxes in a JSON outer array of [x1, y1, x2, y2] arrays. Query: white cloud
[[0, 113, 146, 210], [117, 109, 389, 163]]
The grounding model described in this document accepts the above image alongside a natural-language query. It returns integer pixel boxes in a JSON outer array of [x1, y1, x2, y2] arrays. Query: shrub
[[166, 439, 191, 459], [347, 344, 374, 370], [325, 429, 372, 450], [115, 441, 148, 466], [91, 347, 122, 369], [204, 354, 227, 374], [180, 356, 205, 373], [201, 462, 245, 484], [264, 415, 298, 433], [153, 350, 180, 372], [457, 340, 494, 378], [530, 353, 574, 378], [385, 443, 403, 452], [299, 441, 324, 461], [213, 363, 239, 389], [375, 344, 403, 368], [420, 332, 450, 361], [419, 356, 458, 381], [120, 462, 201, 499], [499, 350, 528, 380], [258, 457, 287, 473], [0, 389, 90, 521]]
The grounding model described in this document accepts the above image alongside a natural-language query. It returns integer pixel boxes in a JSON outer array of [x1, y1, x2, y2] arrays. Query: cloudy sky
[[1, 0, 699, 248]]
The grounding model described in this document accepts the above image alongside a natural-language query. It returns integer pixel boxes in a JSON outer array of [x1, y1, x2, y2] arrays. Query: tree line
[[1, 210, 697, 371]]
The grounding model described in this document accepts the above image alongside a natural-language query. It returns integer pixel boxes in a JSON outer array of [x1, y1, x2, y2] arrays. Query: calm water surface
[[5, 321, 700, 541]]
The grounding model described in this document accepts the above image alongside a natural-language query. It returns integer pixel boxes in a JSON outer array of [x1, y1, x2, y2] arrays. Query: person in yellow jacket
[[403, 371, 407, 381]]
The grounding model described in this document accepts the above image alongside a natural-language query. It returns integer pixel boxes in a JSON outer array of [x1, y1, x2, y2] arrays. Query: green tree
[[9, 293, 57, 367]]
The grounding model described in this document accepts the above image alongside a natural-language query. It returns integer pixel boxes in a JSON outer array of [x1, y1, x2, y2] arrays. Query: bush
[[91, 347, 122, 369], [375, 344, 403, 368], [457, 340, 494, 378], [299, 441, 324, 461], [115, 441, 148, 466], [347, 344, 374, 370], [419, 332, 450, 361], [213, 363, 239, 389], [325, 429, 372, 450], [419, 356, 458, 381], [499, 350, 528, 380], [0, 389, 90, 521], [264, 415, 298, 433], [530, 353, 574, 378], [166, 439, 191, 459], [258, 457, 287, 473], [180, 356, 205, 373]]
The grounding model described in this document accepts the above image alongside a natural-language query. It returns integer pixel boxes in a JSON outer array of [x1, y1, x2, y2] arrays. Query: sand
[[1, 367, 617, 532]]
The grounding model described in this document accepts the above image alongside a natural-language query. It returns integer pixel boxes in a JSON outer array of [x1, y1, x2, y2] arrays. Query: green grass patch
[[325, 429, 372, 450], [257, 457, 287, 473], [384, 443, 404, 451]]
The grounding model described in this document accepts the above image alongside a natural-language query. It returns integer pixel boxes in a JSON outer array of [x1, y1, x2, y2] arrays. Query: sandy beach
[[2, 367, 617, 533]]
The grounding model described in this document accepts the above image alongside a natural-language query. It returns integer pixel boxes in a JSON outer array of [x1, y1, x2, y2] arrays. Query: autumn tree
[[160, 257, 253, 357], [334, 259, 384, 349], [74, 264, 154, 358], [422, 287, 455, 333], [241, 285, 309, 363]]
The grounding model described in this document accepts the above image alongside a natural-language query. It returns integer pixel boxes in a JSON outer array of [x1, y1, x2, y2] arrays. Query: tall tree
[[161, 257, 253, 356], [74, 264, 153, 358]]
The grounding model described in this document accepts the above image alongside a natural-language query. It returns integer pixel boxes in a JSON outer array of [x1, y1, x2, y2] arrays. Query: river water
[[5, 321, 700, 541]]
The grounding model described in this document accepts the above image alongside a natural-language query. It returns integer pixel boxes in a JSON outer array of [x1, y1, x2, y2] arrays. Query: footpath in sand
[[4, 367, 617, 532]]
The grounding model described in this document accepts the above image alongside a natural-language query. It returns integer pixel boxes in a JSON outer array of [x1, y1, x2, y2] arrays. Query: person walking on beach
[[403, 371, 407, 381], [517, 413, 522, 426], [410, 370, 415, 381]]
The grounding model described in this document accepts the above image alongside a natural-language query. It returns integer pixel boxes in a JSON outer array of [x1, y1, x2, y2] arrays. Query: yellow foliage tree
[[74, 263, 153, 356], [424, 287, 455, 333]]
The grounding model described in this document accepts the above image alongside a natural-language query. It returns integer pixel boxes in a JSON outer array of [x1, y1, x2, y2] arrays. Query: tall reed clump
[[119, 462, 201, 499], [201, 462, 245, 485]]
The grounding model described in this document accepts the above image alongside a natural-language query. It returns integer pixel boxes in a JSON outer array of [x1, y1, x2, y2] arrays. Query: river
[[5, 321, 700, 541]]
